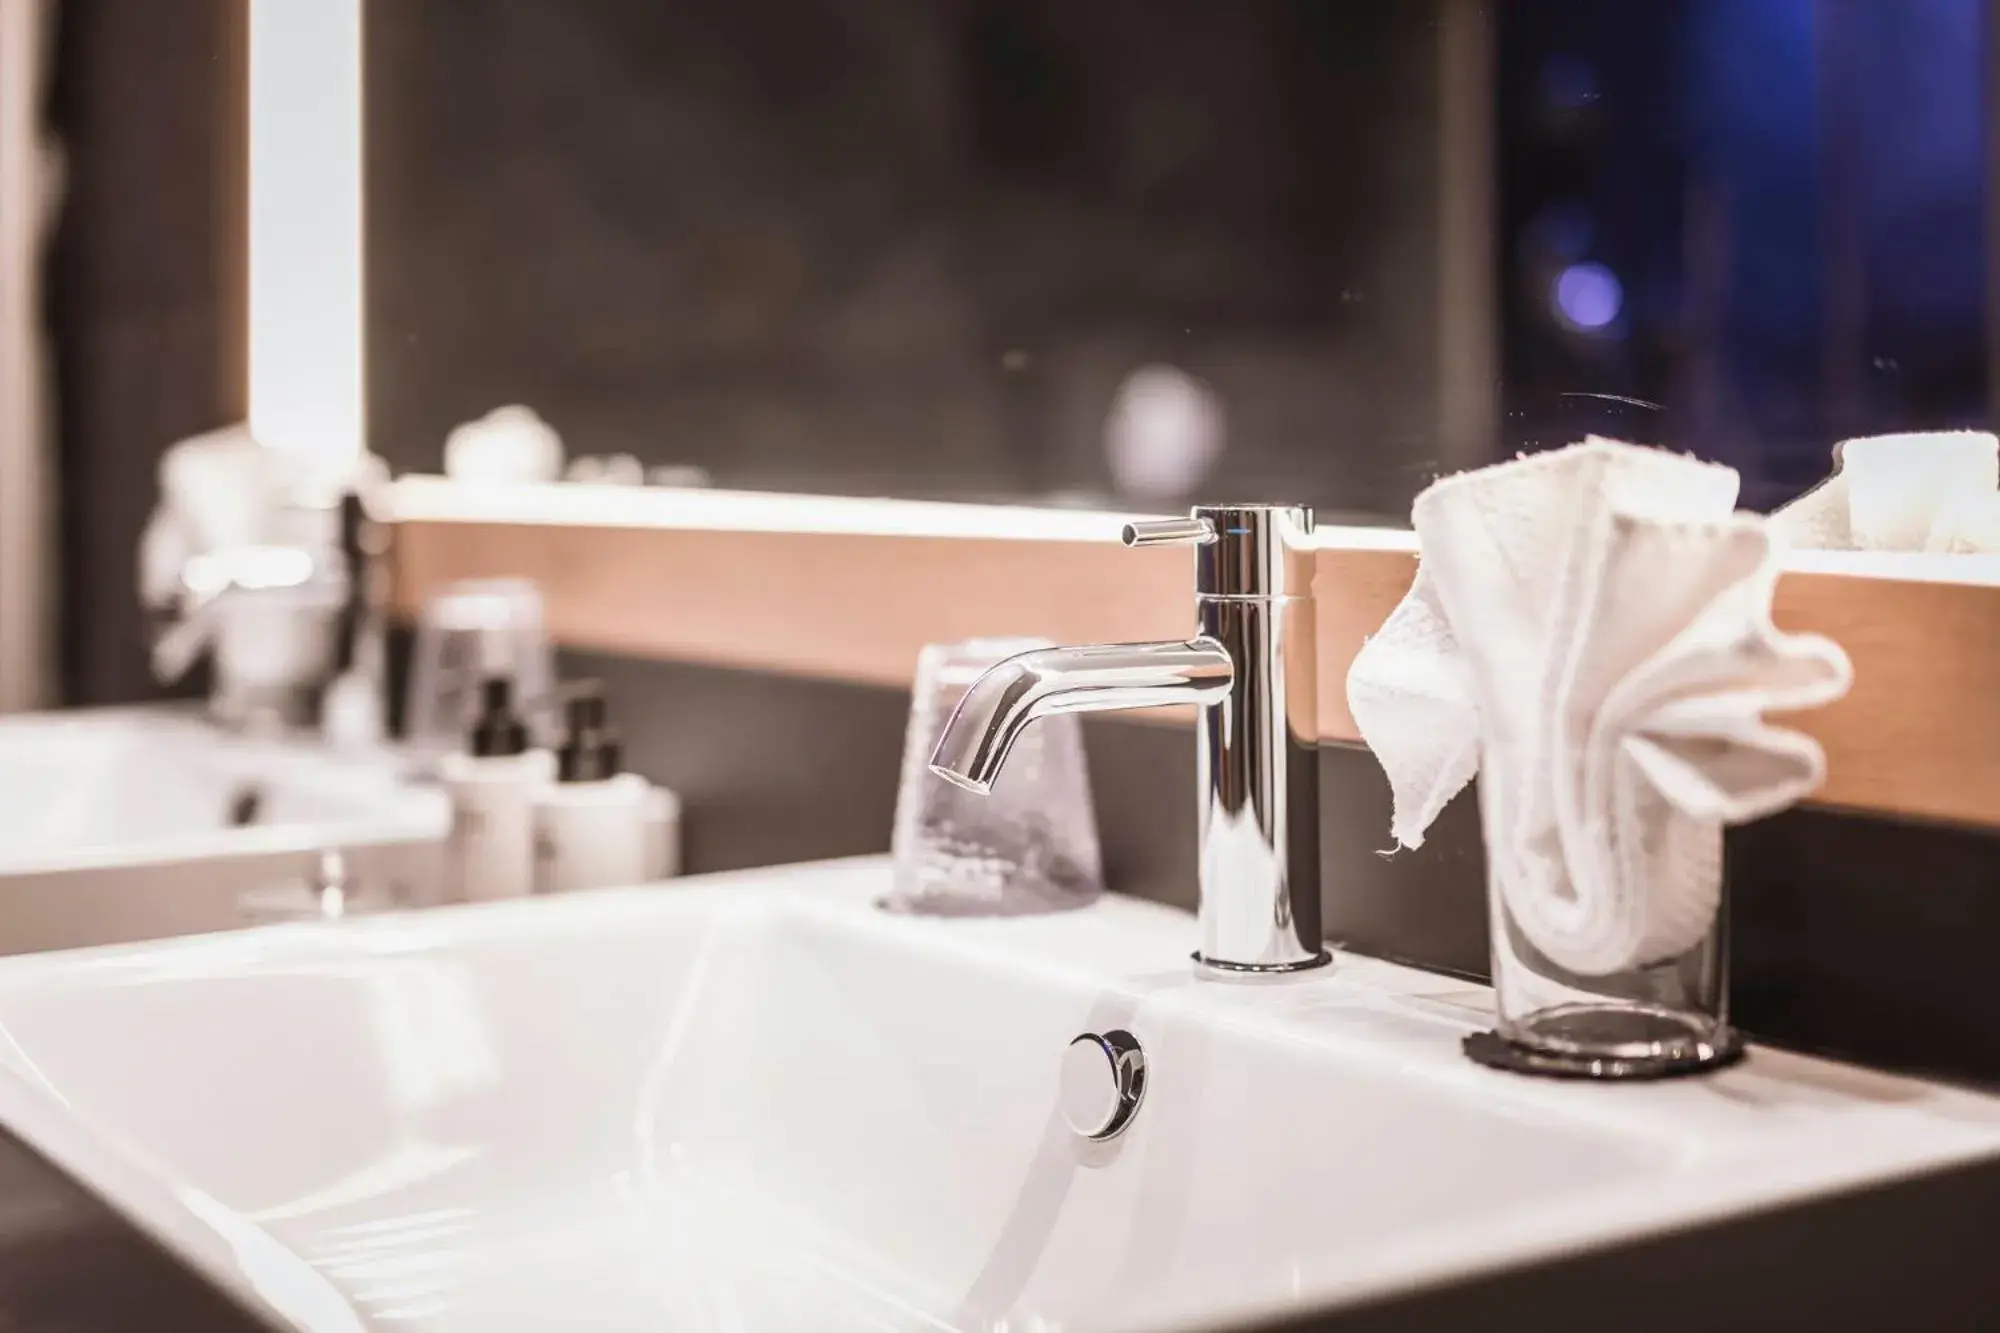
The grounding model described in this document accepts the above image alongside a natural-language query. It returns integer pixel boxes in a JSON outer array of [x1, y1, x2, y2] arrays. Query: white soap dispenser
[[533, 685, 655, 893], [439, 676, 552, 901]]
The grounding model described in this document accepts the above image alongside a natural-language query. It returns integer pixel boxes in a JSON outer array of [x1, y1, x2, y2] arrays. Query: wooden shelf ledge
[[389, 479, 2000, 830]]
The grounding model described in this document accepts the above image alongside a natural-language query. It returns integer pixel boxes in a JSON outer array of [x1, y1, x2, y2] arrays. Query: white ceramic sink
[[0, 857, 1992, 1332], [0, 707, 448, 952]]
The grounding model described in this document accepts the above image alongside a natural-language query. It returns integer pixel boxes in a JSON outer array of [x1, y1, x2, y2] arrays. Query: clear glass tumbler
[[404, 578, 555, 759], [1479, 776, 1740, 1079], [884, 637, 1103, 916]]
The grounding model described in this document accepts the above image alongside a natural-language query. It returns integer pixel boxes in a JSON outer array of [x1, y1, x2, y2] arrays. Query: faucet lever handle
[[1120, 517, 1217, 548]]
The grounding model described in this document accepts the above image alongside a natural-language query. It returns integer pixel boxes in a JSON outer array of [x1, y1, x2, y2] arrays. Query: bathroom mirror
[[343, 0, 2000, 838], [363, 0, 1996, 532]]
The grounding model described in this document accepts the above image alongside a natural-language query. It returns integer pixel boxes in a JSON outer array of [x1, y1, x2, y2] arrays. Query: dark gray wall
[[47, 0, 236, 707], [0, 1132, 266, 1332], [366, 0, 1450, 516]]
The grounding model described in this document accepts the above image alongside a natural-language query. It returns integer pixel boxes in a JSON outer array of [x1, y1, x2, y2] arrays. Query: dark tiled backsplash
[[575, 651, 2000, 1087]]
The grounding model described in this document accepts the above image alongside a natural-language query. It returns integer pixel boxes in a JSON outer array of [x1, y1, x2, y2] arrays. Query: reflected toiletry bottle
[[439, 676, 551, 901], [321, 491, 389, 751], [533, 686, 656, 893]]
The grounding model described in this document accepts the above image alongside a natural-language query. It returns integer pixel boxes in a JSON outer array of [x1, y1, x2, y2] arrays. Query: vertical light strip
[[247, 0, 364, 477], [0, 0, 56, 711]]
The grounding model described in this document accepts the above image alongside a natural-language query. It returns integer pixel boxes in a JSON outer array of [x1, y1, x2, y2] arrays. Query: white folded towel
[[1772, 430, 2000, 553], [1349, 439, 1853, 976]]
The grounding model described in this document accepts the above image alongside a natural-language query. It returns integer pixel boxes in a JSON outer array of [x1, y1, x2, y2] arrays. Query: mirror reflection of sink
[[0, 707, 448, 953], [0, 857, 1993, 1332]]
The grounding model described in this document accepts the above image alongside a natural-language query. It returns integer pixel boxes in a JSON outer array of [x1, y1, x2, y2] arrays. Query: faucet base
[[1192, 949, 1332, 975]]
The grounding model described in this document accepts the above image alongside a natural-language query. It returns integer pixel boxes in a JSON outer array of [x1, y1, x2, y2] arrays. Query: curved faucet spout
[[928, 639, 1234, 794]]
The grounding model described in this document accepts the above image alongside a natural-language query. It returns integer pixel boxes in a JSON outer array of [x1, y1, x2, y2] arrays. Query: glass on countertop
[[404, 578, 556, 761], [885, 637, 1104, 917]]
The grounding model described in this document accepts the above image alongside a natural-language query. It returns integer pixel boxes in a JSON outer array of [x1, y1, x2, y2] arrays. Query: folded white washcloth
[[1771, 430, 1999, 553], [1349, 438, 1852, 976]]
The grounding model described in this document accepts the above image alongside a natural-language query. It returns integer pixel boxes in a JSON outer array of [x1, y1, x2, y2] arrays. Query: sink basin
[[0, 856, 1991, 1331], [0, 707, 448, 952]]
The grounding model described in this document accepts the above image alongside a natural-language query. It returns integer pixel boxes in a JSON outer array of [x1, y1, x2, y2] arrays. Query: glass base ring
[[1463, 1022, 1745, 1081]]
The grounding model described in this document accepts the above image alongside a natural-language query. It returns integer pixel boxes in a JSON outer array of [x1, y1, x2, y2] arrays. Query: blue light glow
[[1554, 263, 1623, 332]]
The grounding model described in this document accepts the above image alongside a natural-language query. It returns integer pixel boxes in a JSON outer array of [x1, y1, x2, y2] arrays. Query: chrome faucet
[[929, 504, 1327, 973], [145, 495, 361, 731]]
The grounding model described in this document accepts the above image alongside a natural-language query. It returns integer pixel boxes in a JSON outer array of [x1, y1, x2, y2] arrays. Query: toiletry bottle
[[534, 686, 655, 893], [320, 490, 388, 751], [439, 676, 551, 901]]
